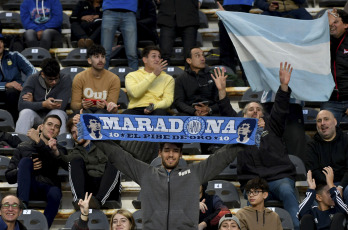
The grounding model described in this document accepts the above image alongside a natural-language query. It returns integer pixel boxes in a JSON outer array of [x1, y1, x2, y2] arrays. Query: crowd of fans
[[0, 0, 348, 230]]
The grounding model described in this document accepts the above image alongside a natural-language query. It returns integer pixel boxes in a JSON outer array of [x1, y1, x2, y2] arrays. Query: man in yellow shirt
[[124, 46, 174, 115]]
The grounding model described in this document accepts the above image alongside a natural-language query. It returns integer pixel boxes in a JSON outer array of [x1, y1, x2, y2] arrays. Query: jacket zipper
[[167, 172, 170, 230]]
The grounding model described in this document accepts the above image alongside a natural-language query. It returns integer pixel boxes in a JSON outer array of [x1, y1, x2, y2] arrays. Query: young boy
[[298, 167, 348, 230], [235, 177, 283, 230]]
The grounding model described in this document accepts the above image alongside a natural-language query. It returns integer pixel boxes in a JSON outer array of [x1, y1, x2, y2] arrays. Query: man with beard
[[70, 44, 120, 114], [66, 117, 121, 210]]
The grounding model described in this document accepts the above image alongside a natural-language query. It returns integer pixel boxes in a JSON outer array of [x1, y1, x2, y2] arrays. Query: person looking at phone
[[6, 114, 68, 228], [174, 46, 220, 116], [254, 0, 312, 19], [71, 44, 120, 114], [16, 58, 71, 134], [123, 45, 174, 115]]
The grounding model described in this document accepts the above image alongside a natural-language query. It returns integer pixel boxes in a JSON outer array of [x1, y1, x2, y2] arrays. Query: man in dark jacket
[[174, 47, 219, 116], [66, 118, 121, 210], [5, 114, 68, 228], [0, 33, 37, 122], [157, 0, 201, 63], [0, 195, 27, 230], [321, 9, 348, 124], [305, 109, 348, 204], [211, 63, 299, 229], [254, 0, 312, 19]]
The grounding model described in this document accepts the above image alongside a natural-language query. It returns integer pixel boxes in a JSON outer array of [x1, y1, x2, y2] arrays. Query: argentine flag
[[217, 11, 335, 101]]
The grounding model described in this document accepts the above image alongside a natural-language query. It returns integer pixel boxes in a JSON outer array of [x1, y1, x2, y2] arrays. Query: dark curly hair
[[245, 177, 269, 193], [40, 58, 60, 77]]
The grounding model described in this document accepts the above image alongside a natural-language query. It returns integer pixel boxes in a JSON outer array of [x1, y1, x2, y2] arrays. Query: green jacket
[[67, 143, 108, 177]]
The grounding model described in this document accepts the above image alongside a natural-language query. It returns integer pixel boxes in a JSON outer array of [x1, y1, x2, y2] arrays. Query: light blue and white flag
[[217, 11, 335, 101]]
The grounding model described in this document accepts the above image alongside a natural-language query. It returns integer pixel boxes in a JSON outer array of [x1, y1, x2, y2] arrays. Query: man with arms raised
[[0, 195, 27, 230], [305, 109, 348, 205], [211, 62, 299, 229], [6, 115, 68, 228]]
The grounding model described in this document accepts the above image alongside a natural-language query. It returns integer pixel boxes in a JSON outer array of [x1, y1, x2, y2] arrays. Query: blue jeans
[[101, 10, 138, 70], [17, 158, 62, 228], [321, 101, 348, 125], [267, 178, 299, 230]]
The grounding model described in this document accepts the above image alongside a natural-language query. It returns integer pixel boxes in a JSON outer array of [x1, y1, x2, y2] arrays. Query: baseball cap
[[218, 213, 241, 229]]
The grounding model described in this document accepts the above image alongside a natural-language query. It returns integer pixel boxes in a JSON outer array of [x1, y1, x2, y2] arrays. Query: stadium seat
[[0, 109, 15, 132], [206, 180, 241, 208], [214, 158, 237, 181], [302, 107, 318, 131], [64, 210, 109, 229], [18, 209, 49, 230], [0, 12, 22, 29], [3, 0, 22, 10], [110, 66, 134, 88], [21, 47, 52, 67], [182, 142, 201, 155], [0, 155, 10, 182], [61, 48, 89, 67], [60, 67, 85, 82], [163, 66, 184, 78], [132, 209, 143, 230], [205, 48, 221, 66], [62, 12, 71, 29], [57, 133, 75, 150], [118, 89, 129, 110], [0, 132, 29, 156], [199, 10, 209, 28], [170, 47, 185, 66], [270, 207, 294, 230], [289, 155, 307, 181], [238, 88, 264, 109], [201, 0, 217, 9]]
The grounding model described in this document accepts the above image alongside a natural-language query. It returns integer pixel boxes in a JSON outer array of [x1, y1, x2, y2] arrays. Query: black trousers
[[3, 87, 21, 122], [300, 213, 346, 230], [69, 157, 121, 204]]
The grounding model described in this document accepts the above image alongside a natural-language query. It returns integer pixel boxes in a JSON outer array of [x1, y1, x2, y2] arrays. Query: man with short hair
[[5, 115, 68, 228], [0, 33, 37, 122], [0, 195, 27, 230], [174, 46, 219, 116], [124, 45, 174, 115], [321, 9, 348, 124], [254, 0, 312, 19], [15, 58, 71, 134], [211, 63, 300, 229], [71, 44, 120, 114], [66, 117, 121, 210], [305, 110, 348, 204]]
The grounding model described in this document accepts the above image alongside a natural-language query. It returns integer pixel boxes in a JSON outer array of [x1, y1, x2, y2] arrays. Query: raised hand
[[78, 192, 92, 221], [279, 62, 292, 92], [153, 59, 168, 76], [307, 170, 316, 190], [322, 166, 335, 189], [199, 198, 208, 213], [211, 67, 228, 100], [27, 126, 41, 144]]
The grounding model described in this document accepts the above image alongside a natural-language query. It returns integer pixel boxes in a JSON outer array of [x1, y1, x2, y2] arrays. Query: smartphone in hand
[[53, 99, 63, 104]]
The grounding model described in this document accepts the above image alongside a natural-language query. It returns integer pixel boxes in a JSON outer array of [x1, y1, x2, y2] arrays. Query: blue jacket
[[102, 0, 137, 13], [0, 50, 37, 90], [298, 188, 348, 230], [20, 0, 63, 32], [223, 0, 254, 6]]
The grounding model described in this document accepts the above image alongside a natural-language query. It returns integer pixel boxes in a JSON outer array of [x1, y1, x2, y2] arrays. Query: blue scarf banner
[[77, 114, 258, 145]]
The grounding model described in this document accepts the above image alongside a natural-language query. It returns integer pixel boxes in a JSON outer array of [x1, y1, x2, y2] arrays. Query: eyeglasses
[[45, 77, 60, 83], [1, 203, 19, 209], [246, 190, 263, 196]]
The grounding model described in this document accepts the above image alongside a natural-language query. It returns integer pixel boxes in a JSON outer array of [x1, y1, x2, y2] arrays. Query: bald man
[[0, 195, 26, 230], [305, 110, 348, 204]]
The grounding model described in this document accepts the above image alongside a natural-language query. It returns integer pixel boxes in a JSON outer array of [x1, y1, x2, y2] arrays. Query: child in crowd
[[235, 177, 283, 230], [218, 213, 241, 230], [298, 167, 348, 230]]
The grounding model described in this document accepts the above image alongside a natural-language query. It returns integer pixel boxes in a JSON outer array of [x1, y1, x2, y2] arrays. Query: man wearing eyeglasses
[[174, 46, 219, 117], [0, 195, 27, 230], [15, 58, 72, 135]]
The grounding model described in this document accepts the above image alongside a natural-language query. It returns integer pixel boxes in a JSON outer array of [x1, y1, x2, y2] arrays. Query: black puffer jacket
[[5, 139, 68, 187], [218, 87, 296, 190], [330, 31, 348, 101]]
